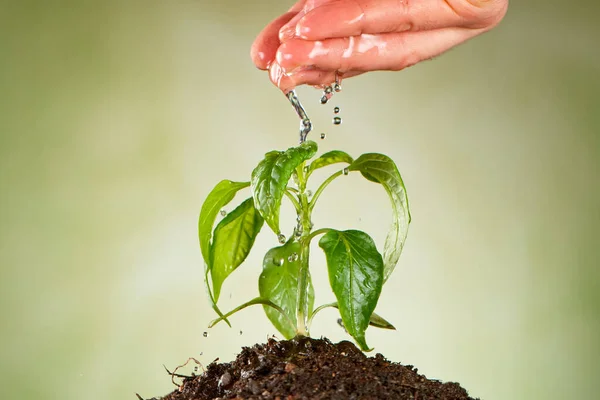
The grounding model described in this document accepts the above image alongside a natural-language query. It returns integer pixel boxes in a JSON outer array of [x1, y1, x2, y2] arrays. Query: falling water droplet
[[333, 117, 342, 125], [278, 234, 286, 244], [334, 106, 340, 114], [203, 332, 209, 337], [220, 209, 227, 217], [239, 330, 243, 335], [320, 95, 328, 104], [334, 82, 342, 92], [325, 85, 333, 94], [320, 133, 326, 139], [343, 167, 349, 176], [303, 165, 310, 173], [306, 190, 313, 197]]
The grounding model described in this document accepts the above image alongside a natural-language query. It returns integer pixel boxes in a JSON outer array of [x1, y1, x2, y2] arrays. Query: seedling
[[198, 140, 410, 350]]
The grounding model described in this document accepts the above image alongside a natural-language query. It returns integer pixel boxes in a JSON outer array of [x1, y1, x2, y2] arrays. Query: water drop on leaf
[[278, 234, 286, 244]]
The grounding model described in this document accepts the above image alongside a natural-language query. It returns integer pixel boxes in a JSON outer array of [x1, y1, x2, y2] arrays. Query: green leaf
[[308, 150, 353, 174], [349, 153, 410, 282], [259, 240, 314, 339], [198, 180, 249, 264], [310, 302, 395, 330], [210, 197, 263, 302], [251, 141, 318, 235], [319, 230, 384, 351]]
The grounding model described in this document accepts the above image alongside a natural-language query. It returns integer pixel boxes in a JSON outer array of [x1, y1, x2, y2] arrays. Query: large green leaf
[[251, 141, 318, 235], [198, 180, 249, 264], [349, 153, 410, 282], [308, 150, 353, 174], [259, 240, 314, 339], [319, 230, 384, 351], [210, 197, 263, 302]]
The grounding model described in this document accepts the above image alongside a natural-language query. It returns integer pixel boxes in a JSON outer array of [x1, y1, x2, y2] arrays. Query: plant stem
[[295, 162, 312, 336], [309, 170, 343, 212]]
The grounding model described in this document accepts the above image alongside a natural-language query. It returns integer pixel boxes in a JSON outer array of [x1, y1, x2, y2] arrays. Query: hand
[[251, 0, 508, 92]]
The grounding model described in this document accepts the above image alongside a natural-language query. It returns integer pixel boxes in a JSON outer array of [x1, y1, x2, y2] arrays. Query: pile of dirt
[[151, 336, 478, 400]]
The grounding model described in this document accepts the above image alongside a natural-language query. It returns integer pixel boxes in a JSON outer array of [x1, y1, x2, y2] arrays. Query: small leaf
[[349, 154, 410, 282], [259, 240, 314, 339], [310, 302, 395, 330], [210, 198, 263, 302], [319, 230, 384, 351], [251, 141, 318, 235], [308, 150, 353, 174], [198, 180, 249, 264]]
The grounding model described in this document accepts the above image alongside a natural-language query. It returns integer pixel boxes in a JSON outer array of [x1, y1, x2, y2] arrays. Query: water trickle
[[320, 133, 326, 139], [343, 167, 349, 176], [278, 234, 286, 244], [286, 90, 312, 143], [333, 117, 342, 125], [203, 332, 209, 337], [220, 209, 227, 217], [334, 106, 340, 114]]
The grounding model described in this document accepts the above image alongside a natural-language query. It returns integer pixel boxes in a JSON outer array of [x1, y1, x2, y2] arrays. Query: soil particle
[[157, 336, 478, 400]]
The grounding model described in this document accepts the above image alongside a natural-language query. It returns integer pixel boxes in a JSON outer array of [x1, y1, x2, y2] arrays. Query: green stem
[[309, 170, 343, 212], [295, 161, 312, 336], [284, 189, 301, 212]]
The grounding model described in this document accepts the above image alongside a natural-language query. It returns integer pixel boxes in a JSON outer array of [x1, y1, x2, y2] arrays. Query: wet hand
[[251, 0, 508, 92]]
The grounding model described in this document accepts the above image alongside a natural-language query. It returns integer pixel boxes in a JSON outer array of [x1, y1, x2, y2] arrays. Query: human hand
[[251, 0, 508, 92]]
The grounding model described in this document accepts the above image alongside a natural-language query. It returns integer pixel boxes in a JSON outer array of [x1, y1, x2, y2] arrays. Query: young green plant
[[198, 141, 410, 351]]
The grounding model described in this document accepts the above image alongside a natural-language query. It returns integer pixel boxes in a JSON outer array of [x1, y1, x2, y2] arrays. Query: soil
[[151, 336, 478, 400]]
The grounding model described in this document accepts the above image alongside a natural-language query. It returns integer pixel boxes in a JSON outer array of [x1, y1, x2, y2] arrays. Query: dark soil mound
[[154, 336, 478, 400]]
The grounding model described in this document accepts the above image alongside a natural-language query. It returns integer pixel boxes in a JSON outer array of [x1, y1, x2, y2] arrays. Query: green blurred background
[[1, 1, 598, 399]]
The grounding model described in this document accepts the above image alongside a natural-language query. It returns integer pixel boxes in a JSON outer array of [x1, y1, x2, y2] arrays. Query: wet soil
[[153, 336, 478, 400]]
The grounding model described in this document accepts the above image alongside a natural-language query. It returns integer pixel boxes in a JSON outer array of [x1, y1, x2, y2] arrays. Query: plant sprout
[[198, 140, 410, 351]]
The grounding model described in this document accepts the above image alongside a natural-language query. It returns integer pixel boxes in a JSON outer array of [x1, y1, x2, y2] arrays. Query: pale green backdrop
[[1, 1, 598, 399]]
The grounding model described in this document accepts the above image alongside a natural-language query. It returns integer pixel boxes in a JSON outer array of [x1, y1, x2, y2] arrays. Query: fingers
[[293, 0, 508, 41], [251, 1, 307, 70], [276, 28, 481, 75], [268, 61, 362, 92]]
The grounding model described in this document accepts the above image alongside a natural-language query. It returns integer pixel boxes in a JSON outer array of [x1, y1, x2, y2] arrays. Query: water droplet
[[325, 85, 333, 94], [303, 165, 309, 173], [306, 190, 313, 197], [337, 318, 348, 333], [239, 330, 243, 335], [287, 253, 299, 262], [220, 209, 227, 217], [320, 95, 328, 104], [334, 82, 342, 92], [343, 167, 349, 175], [203, 332, 208, 337], [334, 106, 340, 114], [320, 133, 326, 139], [278, 234, 286, 244], [274, 257, 284, 266], [333, 117, 342, 125]]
